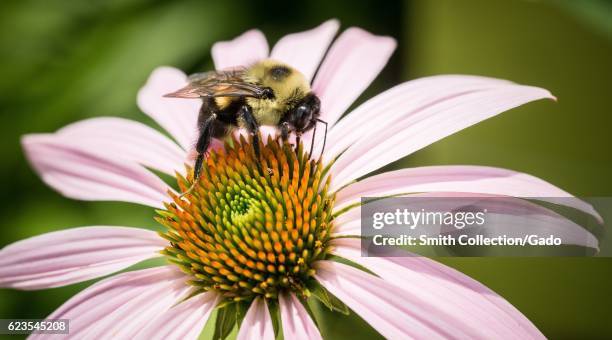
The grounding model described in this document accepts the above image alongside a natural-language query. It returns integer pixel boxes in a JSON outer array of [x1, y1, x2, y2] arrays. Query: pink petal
[[315, 260, 459, 338], [270, 19, 340, 82], [22, 134, 170, 208], [315, 75, 510, 159], [330, 239, 545, 339], [312, 27, 396, 128], [330, 206, 361, 237], [133, 292, 219, 340], [237, 297, 274, 340], [57, 117, 187, 176], [334, 165, 603, 223], [212, 29, 269, 70], [279, 293, 322, 340], [30, 266, 189, 340], [137, 66, 200, 150], [0, 226, 166, 290], [329, 85, 555, 190], [332, 191, 598, 249]]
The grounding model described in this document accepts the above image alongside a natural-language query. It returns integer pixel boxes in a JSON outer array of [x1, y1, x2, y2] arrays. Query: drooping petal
[[133, 292, 219, 340], [329, 85, 555, 190], [137, 66, 200, 150], [330, 238, 545, 339], [0, 226, 166, 290], [270, 19, 340, 82], [312, 27, 396, 127], [30, 266, 190, 340], [237, 297, 274, 340], [212, 29, 269, 70], [334, 165, 602, 223], [315, 260, 466, 338], [333, 191, 598, 249], [22, 134, 170, 208], [315, 75, 511, 159], [279, 293, 322, 340], [57, 117, 187, 176]]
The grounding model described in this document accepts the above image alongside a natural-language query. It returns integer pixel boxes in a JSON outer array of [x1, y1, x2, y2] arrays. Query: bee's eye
[[289, 94, 320, 132], [296, 105, 309, 117]]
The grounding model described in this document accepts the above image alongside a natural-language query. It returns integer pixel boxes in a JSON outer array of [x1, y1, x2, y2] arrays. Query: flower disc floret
[[159, 136, 335, 301]]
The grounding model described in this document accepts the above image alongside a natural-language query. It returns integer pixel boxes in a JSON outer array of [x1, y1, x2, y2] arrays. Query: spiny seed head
[[158, 135, 334, 301]]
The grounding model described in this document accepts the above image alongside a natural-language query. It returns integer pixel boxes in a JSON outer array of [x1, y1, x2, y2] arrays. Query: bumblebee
[[165, 59, 326, 190]]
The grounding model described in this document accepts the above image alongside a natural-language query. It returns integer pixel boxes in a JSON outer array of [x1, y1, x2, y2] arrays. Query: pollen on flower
[[157, 135, 335, 301]]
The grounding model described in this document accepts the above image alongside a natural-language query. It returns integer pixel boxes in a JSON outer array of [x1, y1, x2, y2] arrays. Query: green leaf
[[267, 299, 281, 339], [301, 297, 321, 329], [213, 300, 250, 340], [309, 282, 350, 315], [213, 302, 237, 340], [235, 301, 248, 326]]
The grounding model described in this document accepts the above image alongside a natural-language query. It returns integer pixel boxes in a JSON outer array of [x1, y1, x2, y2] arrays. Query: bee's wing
[[164, 69, 267, 99]]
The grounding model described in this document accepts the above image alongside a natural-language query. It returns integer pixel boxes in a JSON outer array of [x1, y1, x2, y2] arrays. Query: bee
[[164, 59, 327, 192]]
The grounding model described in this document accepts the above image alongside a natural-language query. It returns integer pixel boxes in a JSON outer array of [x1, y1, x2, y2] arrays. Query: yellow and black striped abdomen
[[214, 96, 237, 110]]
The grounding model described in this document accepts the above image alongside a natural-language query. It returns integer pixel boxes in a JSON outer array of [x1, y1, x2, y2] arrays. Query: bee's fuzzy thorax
[[214, 59, 313, 127]]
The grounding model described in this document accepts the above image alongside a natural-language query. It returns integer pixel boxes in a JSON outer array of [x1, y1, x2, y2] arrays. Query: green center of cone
[[158, 136, 335, 301]]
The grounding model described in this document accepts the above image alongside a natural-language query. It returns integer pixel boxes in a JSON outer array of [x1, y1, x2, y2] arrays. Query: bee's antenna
[[315, 118, 328, 160], [309, 120, 318, 157]]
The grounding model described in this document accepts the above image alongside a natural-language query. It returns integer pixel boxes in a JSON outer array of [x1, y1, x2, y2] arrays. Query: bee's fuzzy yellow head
[[246, 59, 311, 105]]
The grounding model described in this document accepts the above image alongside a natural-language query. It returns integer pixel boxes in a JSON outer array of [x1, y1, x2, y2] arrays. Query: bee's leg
[[194, 113, 218, 180], [295, 132, 302, 152], [238, 105, 260, 158], [181, 113, 217, 196], [280, 122, 291, 144]]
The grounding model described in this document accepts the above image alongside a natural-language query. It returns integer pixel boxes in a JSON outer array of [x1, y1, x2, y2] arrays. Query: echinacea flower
[[1, 19, 602, 339]]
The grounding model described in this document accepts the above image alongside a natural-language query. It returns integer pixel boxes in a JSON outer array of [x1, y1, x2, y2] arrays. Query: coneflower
[[1, 20, 601, 339]]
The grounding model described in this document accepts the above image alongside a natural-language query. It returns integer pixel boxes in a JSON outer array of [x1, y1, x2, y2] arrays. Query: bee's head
[[289, 93, 321, 132]]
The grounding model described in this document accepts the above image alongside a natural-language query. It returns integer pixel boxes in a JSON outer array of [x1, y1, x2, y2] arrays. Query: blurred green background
[[1, 0, 611, 339]]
